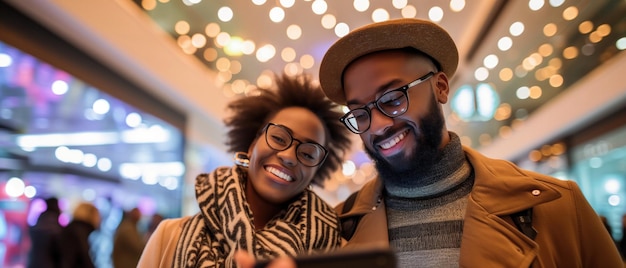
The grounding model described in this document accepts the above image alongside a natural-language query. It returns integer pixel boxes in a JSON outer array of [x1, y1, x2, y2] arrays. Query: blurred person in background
[[137, 73, 351, 267], [143, 213, 164, 242], [28, 197, 62, 268], [60, 202, 101, 268], [112, 207, 145, 268]]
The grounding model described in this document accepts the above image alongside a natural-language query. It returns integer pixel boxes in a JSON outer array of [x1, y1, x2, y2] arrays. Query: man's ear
[[434, 72, 450, 104]]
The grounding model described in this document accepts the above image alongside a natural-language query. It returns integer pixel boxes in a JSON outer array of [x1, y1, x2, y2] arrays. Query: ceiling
[[130, 0, 626, 156], [2, 0, 626, 178]]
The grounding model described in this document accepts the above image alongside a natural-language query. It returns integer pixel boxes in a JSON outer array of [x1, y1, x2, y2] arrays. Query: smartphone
[[254, 248, 396, 268]]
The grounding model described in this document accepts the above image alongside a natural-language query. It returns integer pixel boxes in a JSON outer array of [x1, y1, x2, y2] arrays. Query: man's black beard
[[364, 93, 445, 184]]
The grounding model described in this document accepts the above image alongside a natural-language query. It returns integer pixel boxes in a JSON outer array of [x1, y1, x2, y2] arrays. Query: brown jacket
[[336, 146, 622, 267]]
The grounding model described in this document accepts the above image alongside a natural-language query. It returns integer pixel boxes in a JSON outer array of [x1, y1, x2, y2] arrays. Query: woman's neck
[[245, 178, 284, 229]]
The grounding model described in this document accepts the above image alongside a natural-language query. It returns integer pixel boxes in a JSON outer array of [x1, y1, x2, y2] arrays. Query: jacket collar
[[463, 146, 561, 215], [339, 176, 384, 219]]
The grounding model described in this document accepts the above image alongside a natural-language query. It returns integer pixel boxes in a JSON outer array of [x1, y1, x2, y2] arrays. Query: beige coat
[[137, 216, 189, 268], [336, 146, 623, 267]]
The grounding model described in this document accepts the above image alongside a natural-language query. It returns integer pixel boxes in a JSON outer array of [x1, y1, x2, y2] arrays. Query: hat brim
[[319, 18, 459, 105]]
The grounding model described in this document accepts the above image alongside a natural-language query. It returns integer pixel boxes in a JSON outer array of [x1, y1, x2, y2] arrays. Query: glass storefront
[[0, 41, 185, 267], [571, 124, 626, 241], [516, 108, 626, 243]]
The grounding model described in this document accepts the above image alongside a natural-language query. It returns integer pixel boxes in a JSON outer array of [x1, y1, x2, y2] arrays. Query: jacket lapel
[[460, 147, 561, 267]]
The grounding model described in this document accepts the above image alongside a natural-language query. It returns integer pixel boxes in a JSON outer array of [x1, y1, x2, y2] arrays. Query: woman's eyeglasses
[[264, 123, 328, 167]]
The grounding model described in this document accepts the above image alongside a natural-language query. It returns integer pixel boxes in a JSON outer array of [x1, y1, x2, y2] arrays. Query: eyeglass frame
[[263, 122, 329, 167], [339, 71, 435, 134]]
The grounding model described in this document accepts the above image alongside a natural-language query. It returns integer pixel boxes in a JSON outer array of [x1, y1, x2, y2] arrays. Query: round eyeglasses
[[340, 72, 435, 134], [264, 123, 328, 167]]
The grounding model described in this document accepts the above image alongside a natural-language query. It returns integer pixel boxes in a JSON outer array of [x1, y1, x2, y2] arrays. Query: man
[[315, 18, 622, 267]]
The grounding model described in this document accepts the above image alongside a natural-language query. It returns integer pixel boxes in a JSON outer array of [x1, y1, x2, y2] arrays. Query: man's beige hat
[[319, 18, 459, 105]]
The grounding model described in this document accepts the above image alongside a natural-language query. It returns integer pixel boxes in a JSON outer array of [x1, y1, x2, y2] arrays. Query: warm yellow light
[[231, 79, 247, 94], [205, 23, 220, 37], [242, 40, 256, 55], [529, 150, 542, 162], [321, 14, 336, 29], [578, 21, 593, 34], [530, 53, 543, 66], [562, 6, 578, 21], [215, 32, 231, 48], [543, 23, 557, 37], [392, 0, 408, 9], [224, 37, 244, 56], [142, 0, 157, 10], [551, 143, 566, 155], [215, 57, 231, 72], [597, 24, 611, 37], [535, 68, 548, 81], [538, 43, 553, 57], [286, 24, 302, 40], [284, 63, 301, 76], [257, 73, 273, 89], [450, 0, 465, 12], [589, 31, 602, 43], [203, 48, 218, 62], [549, 74, 564, 87], [548, 58, 562, 69], [499, 68, 513, 81], [494, 103, 511, 121], [401, 5, 417, 18], [281, 47, 296, 62], [529, 86, 542, 99], [300, 54, 315, 69], [175, 21, 190, 35], [256, 44, 276, 62], [191, 33, 207, 48], [563, 46, 578, 59], [522, 57, 535, 71]]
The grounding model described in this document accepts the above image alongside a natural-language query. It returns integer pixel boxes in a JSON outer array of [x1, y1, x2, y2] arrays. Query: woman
[[138, 73, 351, 267]]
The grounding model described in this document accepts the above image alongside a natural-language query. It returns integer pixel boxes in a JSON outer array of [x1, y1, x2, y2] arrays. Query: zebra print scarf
[[173, 166, 341, 268]]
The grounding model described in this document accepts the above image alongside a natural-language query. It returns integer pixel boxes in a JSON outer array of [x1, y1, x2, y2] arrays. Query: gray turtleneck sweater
[[384, 132, 473, 267]]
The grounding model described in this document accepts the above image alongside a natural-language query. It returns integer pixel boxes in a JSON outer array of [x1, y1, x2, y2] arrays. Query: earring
[[233, 152, 250, 167]]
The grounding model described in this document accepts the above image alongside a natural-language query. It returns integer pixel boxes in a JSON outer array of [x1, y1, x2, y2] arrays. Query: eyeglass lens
[[343, 91, 408, 133], [265, 124, 326, 167]]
